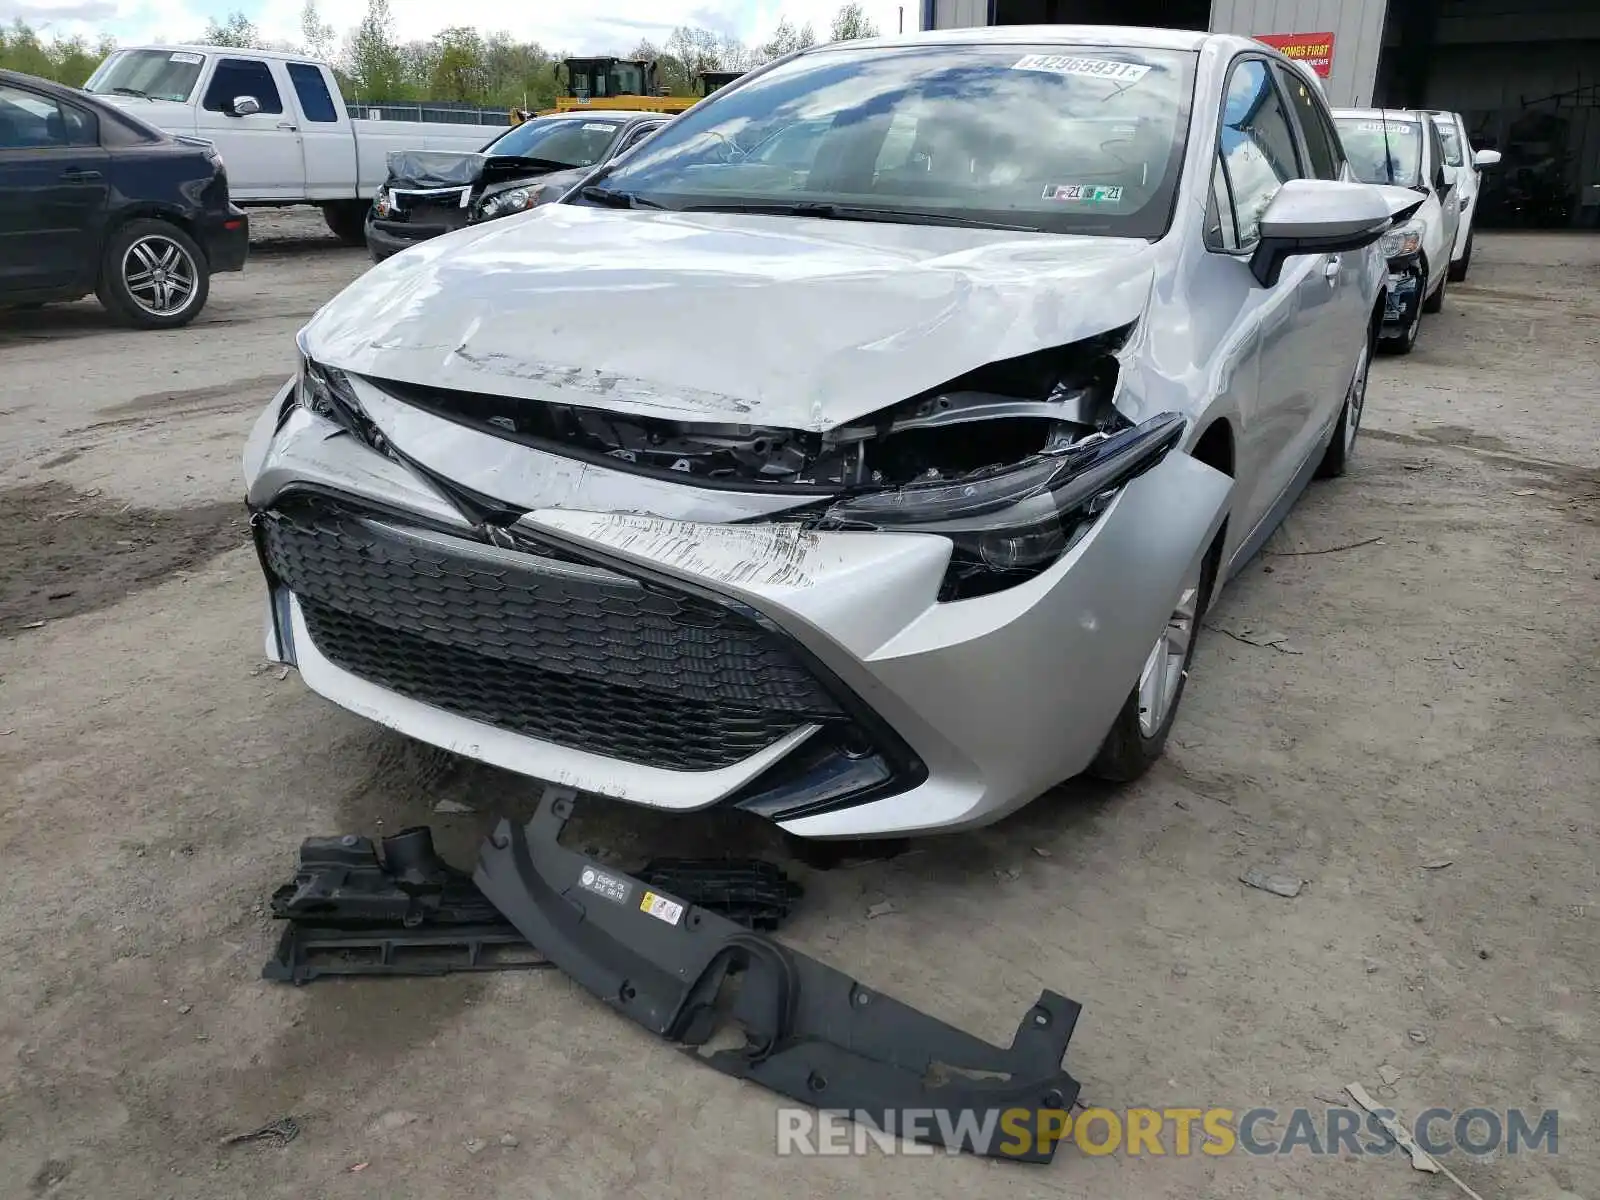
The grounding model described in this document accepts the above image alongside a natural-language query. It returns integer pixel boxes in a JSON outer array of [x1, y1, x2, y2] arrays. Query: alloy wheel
[[1345, 341, 1370, 454], [1137, 559, 1202, 738], [122, 235, 198, 318]]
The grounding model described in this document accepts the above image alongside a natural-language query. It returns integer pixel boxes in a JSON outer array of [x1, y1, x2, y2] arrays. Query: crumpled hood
[[385, 150, 486, 188], [301, 204, 1159, 431]]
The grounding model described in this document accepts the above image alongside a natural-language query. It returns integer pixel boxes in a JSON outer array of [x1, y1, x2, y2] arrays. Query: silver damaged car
[[244, 27, 1421, 838]]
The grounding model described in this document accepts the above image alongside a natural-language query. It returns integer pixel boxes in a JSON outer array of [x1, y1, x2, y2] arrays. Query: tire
[[1448, 232, 1472, 282], [1315, 337, 1370, 480], [96, 218, 209, 329], [1379, 287, 1421, 357], [1088, 535, 1220, 783], [1422, 268, 1446, 314], [322, 201, 369, 246]]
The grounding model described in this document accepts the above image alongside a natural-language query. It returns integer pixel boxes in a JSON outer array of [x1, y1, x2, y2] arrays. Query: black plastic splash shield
[[474, 789, 1084, 1163]]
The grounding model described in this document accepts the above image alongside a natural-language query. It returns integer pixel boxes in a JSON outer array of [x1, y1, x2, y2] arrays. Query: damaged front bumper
[[244, 372, 1230, 839], [473, 788, 1085, 1162], [1380, 253, 1424, 337]]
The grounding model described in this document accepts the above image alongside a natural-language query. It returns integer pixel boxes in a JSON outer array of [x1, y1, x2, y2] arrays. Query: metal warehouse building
[[921, 0, 1600, 228]]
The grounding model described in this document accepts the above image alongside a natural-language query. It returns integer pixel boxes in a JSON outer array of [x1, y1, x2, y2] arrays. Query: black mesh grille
[[260, 499, 843, 770]]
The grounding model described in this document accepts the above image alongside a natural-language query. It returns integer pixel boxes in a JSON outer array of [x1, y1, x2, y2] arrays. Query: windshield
[[1334, 116, 1423, 186], [1431, 116, 1464, 166], [484, 118, 623, 167], [585, 43, 1198, 237], [84, 49, 204, 102]]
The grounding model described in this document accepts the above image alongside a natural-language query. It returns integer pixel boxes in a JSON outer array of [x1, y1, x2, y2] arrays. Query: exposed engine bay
[[376, 324, 1138, 492]]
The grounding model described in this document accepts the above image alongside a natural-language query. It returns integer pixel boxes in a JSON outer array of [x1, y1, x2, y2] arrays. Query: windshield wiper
[[110, 85, 151, 99], [578, 185, 667, 210], [680, 201, 1034, 231]]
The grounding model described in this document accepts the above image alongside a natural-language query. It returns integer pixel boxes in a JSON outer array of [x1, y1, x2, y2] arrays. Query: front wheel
[[1088, 537, 1219, 783], [97, 219, 209, 329], [322, 200, 369, 246], [1423, 269, 1446, 314]]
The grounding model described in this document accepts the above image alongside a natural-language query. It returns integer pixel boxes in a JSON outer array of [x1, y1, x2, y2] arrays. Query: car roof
[[1332, 108, 1430, 123], [538, 110, 663, 122], [115, 43, 318, 63], [0, 66, 87, 102], [804, 24, 1226, 54]]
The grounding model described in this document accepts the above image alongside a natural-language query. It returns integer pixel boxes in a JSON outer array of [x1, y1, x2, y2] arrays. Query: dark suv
[[0, 68, 248, 328]]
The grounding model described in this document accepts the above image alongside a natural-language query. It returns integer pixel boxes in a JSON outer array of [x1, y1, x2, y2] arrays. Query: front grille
[[260, 498, 843, 770]]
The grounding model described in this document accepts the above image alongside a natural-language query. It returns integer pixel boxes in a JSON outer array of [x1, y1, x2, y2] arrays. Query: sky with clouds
[[1, 0, 917, 55]]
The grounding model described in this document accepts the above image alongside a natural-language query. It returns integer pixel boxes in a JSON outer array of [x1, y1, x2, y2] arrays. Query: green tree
[[345, 0, 404, 100], [429, 27, 488, 103], [300, 0, 337, 61], [829, 3, 880, 41], [202, 10, 263, 49], [758, 17, 815, 63], [0, 19, 54, 78]]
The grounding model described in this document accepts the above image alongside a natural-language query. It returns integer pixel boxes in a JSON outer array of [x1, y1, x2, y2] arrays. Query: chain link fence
[[345, 100, 511, 127]]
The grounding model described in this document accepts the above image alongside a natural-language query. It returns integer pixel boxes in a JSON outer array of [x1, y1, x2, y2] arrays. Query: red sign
[[1254, 31, 1336, 77]]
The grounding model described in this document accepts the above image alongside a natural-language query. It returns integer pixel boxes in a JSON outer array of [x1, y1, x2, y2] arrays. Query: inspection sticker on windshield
[[577, 865, 631, 906], [1011, 55, 1150, 83], [1043, 183, 1123, 203], [169, 51, 205, 64], [639, 890, 685, 926], [1356, 121, 1415, 133]]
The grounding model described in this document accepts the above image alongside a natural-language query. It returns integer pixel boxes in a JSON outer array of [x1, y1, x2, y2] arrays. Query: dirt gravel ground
[[0, 215, 1595, 1200]]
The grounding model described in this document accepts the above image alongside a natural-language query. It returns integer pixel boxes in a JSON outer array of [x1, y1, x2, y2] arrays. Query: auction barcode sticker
[[640, 890, 684, 926], [1011, 55, 1150, 83], [578, 866, 631, 906]]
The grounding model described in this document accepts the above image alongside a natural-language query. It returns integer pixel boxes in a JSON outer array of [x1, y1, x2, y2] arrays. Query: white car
[[82, 46, 495, 243], [1427, 109, 1502, 280], [245, 28, 1421, 839], [1333, 108, 1461, 353]]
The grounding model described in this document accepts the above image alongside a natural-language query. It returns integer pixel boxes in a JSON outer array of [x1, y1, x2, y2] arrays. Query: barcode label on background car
[[640, 890, 684, 926], [1011, 55, 1150, 83], [170, 52, 205, 64], [583, 122, 615, 131], [578, 866, 631, 905]]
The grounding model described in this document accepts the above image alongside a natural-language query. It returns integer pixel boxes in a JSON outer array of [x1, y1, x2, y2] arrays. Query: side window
[[1205, 159, 1240, 251], [1273, 65, 1342, 180], [1426, 121, 1448, 192], [202, 58, 283, 115], [0, 85, 97, 149], [620, 122, 662, 151], [286, 63, 338, 123], [1216, 59, 1303, 248]]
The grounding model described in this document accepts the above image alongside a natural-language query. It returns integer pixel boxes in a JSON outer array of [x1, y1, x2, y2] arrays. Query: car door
[[284, 61, 349, 200], [194, 55, 306, 200], [611, 119, 665, 164], [0, 82, 110, 293], [1211, 58, 1329, 528], [1423, 118, 1459, 282], [1274, 63, 1372, 456]]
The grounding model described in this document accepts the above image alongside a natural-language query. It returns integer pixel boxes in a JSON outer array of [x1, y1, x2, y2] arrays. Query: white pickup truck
[[82, 45, 498, 242]]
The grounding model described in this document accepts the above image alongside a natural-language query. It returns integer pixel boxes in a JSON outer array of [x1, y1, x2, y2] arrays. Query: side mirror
[[1473, 148, 1502, 168], [1249, 179, 1392, 288], [231, 95, 261, 117]]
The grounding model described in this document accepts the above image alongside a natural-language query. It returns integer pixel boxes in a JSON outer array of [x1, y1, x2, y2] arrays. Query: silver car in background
[[244, 27, 1418, 839]]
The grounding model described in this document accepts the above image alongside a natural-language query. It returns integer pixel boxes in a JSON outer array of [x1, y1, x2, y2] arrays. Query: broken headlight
[[290, 352, 388, 458], [815, 411, 1185, 599], [477, 187, 535, 221], [1380, 220, 1422, 260]]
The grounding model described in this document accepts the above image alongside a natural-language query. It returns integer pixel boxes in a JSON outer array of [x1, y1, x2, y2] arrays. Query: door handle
[[277, 121, 299, 131], [1323, 255, 1341, 282], [60, 167, 103, 182]]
